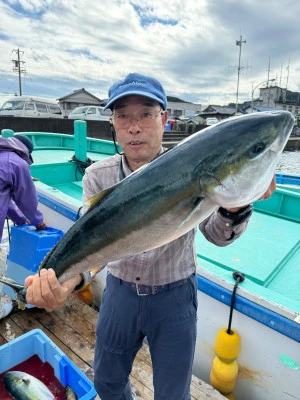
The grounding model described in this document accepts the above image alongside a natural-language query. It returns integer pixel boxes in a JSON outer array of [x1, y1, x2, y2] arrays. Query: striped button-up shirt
[[82, 149, 251, 286]]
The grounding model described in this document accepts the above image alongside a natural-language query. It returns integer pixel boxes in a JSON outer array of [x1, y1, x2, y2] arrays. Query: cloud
[[0, 0, 299, 106]]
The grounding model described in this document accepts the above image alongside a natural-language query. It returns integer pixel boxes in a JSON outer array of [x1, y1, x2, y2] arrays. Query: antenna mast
[[286, 58, 290, 90], [266, 56, 271, 87], [235, 35, 246, 114], [279, 63, 283, 88]]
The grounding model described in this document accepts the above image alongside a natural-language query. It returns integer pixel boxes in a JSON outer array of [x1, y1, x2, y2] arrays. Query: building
[[57, 88, 102, 118], [199, 105, 236, 121], [167, 101, 202, 119], [256, 86, 300, 116]]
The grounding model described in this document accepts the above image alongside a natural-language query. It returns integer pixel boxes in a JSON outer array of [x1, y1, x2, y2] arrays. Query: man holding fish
[[25, 73, 277, 400]]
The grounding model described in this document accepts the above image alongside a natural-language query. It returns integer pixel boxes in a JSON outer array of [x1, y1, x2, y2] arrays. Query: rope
[[227, 271, 245, 334], [76, 206, 83, 221], [69, 155, 94, 180]]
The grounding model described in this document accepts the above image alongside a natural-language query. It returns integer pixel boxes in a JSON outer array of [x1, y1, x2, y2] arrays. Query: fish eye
[[252, 143, 266, 154]]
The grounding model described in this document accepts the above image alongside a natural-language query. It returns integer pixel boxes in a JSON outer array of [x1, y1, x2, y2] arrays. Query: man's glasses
[[112, 108, 163, 129]]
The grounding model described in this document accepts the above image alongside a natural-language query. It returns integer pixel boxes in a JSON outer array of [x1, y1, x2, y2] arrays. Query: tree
[[167, 96, 190, 103]]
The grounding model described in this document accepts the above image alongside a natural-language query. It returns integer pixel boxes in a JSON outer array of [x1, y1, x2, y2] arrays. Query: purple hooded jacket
[[0, 136, 44, 243]]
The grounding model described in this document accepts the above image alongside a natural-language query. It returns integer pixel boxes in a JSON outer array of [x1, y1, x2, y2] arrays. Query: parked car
[[68, 106, 111, 121], [0, 96, 63, 118], [205, 117, 219, 126]]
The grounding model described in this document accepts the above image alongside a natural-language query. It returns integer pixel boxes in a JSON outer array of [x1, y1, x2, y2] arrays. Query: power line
[[12, 49, 26, 96]]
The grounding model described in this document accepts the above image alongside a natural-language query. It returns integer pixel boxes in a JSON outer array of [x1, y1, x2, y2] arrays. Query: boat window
[[88, 107, 96, 114], [0, 100, 25, 110]]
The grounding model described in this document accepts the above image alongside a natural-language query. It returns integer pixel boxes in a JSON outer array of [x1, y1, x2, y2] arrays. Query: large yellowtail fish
[[0, 111, 294, 304]]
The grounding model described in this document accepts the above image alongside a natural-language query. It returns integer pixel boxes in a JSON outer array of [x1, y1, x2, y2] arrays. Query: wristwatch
[[218, 204, 253, 225]]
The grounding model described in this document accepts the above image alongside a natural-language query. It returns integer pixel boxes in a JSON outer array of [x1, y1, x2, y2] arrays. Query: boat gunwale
[[196, 272, 300, 343]]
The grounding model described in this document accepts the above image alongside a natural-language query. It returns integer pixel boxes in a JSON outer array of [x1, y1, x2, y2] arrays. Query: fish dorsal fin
[[84, 187, 114, 213], [177, 197, 204, 230]]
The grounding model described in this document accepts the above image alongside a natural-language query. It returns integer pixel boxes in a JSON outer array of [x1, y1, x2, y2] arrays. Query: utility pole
[[12, 49, 26, 96], [235, 35, 246, 115]]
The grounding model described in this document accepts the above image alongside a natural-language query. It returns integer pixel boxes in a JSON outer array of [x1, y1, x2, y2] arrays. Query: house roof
[[200, 105, 236, 115], [244, 105, 278, 112], [57, 88, 101, 102], [252, 106, 278, 112]]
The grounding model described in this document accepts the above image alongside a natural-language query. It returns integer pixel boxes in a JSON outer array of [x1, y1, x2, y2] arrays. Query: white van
[[205, 117, 219, 126], [68, 106, 111, 121], [0, 96, 63, 118]]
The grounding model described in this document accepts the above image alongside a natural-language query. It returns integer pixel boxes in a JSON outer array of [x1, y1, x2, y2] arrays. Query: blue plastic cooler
[[3, 225, 64, 304]]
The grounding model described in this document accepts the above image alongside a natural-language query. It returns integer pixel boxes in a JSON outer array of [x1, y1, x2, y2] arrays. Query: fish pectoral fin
[[89, 265, 104, 277], [177, 197, 204, 230], [84, 187, 114, 212]]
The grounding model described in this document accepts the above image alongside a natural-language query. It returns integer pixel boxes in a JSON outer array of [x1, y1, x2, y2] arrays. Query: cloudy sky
[[0, 0, 299, 108]]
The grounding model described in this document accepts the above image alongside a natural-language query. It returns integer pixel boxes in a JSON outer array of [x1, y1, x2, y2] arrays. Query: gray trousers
[[94, 273, 198, 400]]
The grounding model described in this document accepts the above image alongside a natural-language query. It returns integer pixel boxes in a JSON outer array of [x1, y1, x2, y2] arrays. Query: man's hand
[[25, 269, 82, 312], [257, 175, 276, 201], [227, 175, 276, 213]]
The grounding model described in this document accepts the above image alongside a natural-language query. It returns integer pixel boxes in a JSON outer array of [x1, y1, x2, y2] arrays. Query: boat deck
[[0, 295, 226, 400], [196, 202, 300, 318]]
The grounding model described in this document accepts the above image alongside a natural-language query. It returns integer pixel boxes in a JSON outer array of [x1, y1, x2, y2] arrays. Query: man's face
[[112, 95, 168, 170]]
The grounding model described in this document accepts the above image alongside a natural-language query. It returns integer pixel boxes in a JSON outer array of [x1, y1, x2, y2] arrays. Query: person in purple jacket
[[0, 135, 46, 242], [0, 134, 46, 319]]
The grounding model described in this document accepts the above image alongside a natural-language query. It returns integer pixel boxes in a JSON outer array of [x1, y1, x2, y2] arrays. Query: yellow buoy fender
[[210, 369, 237, 394], [214, 328, 241, 362], [211, 356, 238, 381], [224, 392, 235, 400]]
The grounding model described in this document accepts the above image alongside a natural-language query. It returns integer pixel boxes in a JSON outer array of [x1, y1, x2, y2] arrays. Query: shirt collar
[[121, 146, 165, 178]]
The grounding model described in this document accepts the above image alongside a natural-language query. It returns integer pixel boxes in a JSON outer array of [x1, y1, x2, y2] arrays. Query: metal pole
[[268, 86, 271, 107], [286, 58, 290, 90], [235, 35, 246, 115], [266, 56, 271, 88], [251, 82, 254, 112], [17, 49, 22, 96]]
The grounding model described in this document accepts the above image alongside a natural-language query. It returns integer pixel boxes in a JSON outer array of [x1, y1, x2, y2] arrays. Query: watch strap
[[219, 204, 253, 225]]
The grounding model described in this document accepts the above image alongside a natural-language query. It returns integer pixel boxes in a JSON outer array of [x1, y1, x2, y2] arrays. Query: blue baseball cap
[[104, 73, 167, 111]]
